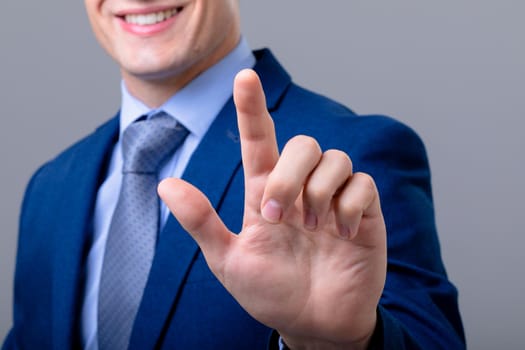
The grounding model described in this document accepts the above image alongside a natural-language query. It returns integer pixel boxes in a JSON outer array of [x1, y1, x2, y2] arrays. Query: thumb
[[158, 178, 233, 277]]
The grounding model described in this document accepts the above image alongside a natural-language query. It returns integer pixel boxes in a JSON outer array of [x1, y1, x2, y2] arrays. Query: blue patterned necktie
[[98, 112, 189, 350]]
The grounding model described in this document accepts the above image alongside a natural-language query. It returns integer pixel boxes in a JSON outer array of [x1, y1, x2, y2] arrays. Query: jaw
[[88, 0, 241, 106]]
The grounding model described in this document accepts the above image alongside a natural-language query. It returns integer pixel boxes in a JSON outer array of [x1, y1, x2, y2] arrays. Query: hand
[[158, 69, 387, 349]]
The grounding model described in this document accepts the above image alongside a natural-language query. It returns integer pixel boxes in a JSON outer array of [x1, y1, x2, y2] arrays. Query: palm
[[159, 70, 386, 348], [224, 201, 385, 342]]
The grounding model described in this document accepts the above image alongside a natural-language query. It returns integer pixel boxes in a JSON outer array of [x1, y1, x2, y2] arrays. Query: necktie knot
[[122, 112, 189, 174]]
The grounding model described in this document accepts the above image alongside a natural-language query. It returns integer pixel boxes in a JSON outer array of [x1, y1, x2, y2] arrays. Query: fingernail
[[262, 199, 282, 223], [339, 224, 351, 239], [304, 210, 317, 230]]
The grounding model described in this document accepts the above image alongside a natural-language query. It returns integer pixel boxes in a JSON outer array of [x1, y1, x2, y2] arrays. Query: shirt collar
[[119, 37, 255, 139]]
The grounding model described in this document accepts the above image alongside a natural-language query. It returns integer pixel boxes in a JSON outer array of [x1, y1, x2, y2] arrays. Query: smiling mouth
[[123, 7, 183, 26]]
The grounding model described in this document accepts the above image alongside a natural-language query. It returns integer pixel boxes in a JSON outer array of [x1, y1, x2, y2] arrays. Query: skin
[[85, 0, 387, 348], [159, 71, 386, 349], [84, 0, 241, 107]]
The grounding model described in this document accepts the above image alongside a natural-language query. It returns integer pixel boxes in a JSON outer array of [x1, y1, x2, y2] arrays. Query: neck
[[122, 73, 192, 109], [122, 37, 241, 108]]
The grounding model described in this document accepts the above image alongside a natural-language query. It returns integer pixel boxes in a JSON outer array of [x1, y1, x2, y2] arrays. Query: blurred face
[[85, 0, 241, 103]]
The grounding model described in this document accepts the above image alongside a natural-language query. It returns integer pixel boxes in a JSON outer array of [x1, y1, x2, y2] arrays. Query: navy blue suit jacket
[[3, 50, 465, 349]]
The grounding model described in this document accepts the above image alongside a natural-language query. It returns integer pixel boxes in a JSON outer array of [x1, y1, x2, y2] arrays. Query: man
[[3, 0, 465, 349]]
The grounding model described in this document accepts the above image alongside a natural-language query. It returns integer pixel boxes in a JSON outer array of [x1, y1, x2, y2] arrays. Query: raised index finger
[[234, 69, 279, 180]]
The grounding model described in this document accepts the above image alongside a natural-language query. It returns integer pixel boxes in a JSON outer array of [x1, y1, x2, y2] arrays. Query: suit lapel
[[130, 49, 291, 349], [50, 116, 119, 349]]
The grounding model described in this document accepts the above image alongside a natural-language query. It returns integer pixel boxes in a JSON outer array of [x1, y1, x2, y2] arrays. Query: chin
[[122, 62, 186, 83]]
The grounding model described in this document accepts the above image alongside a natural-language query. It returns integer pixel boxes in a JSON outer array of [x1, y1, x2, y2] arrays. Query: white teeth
[[125, 8, 178, 25]]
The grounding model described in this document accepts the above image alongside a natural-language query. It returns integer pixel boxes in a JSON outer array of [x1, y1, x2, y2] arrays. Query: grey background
[[1, 1, 523, 349]]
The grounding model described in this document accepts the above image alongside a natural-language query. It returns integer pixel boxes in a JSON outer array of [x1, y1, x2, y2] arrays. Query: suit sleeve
[[349, 117, 465, 349], [1, 330, 15, 350], [1, 164, 53, 350]]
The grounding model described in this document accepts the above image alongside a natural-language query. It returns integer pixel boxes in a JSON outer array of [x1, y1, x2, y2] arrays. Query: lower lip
[[118, 14, 178, 36]]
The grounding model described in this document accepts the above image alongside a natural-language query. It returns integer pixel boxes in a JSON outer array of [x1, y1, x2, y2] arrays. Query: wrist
[[281, 334, 372, 350], [279, 314, 376, 350]]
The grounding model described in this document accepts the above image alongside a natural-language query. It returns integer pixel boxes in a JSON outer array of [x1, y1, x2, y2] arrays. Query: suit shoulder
[[31, 117, 118, 181], [352, 113, 425, 149], [54, 116, 118, 164], [276, 83, 424, 149], [280, 83, 358, 118], [282, 83, 416, 129]]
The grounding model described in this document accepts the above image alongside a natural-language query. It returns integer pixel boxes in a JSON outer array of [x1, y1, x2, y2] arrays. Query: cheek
[[90, 24, 114, 59], [85, 2, 112, 47], [87, 16, 117, 59]]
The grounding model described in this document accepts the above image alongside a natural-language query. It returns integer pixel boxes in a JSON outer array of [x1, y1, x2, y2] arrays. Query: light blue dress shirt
[[81, 38, 255, 350]]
